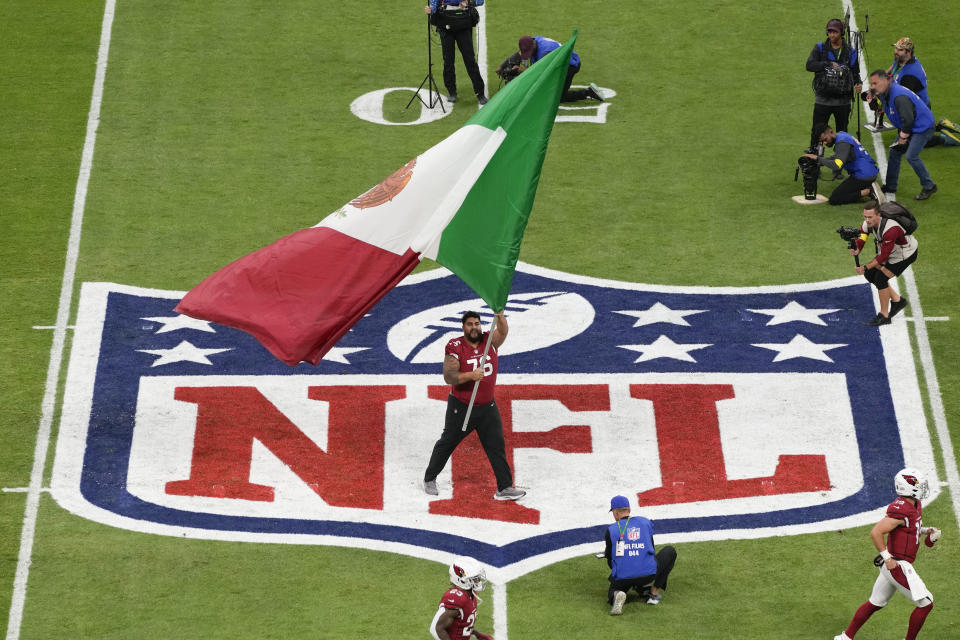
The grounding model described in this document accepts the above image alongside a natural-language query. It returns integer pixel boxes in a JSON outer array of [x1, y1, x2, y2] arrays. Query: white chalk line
[[5, 2, 117, 639]]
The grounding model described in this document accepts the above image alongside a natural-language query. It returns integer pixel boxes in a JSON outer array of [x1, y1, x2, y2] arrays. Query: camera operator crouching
[[803, 124, 879, 205], [850, 200, 917, 326]]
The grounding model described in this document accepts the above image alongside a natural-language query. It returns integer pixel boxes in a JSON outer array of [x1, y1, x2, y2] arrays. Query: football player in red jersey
[[423, 311, 526, 501], [834, 468, 942, 640], [430, 557, 494, 640]]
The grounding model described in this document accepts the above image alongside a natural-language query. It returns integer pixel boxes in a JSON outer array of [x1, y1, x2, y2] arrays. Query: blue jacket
[[891, 56, 929, 107], [529, 36, 580, 67], [882, 82, 935, 134], [833, 131, 879, 179], [606, 517, 657, 580]]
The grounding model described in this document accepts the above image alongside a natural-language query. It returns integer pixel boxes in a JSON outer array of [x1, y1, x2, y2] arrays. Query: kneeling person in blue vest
[[804, 124, 880, 205], [604, 495, 677, 615]]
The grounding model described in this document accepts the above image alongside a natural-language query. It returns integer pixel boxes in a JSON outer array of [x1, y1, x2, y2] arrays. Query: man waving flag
[[176, 33, 578, 365]]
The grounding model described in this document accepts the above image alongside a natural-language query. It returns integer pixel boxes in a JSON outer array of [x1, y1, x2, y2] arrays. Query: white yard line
[[844, 0, 960, 530], [476, 4, 488, 98], [5, 2, 116, 639], [493, 580, 508, 639]]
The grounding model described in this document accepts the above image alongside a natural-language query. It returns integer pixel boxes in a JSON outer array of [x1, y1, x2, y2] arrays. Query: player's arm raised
[[490, 311, 508, 349]]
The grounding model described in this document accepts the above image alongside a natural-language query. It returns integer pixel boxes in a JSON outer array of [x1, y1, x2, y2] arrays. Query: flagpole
[[461, 312, 498, 431]]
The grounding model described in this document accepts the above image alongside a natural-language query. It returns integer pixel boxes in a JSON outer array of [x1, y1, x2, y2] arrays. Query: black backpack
[[879, 201, 918, 235], [813, 43, 854, 98]]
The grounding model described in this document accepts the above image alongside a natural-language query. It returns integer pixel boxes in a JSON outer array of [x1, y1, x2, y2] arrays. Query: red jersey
[[433, 587, 478, 638], [886, 497, 923, 562], [446, 331, 498, 405]]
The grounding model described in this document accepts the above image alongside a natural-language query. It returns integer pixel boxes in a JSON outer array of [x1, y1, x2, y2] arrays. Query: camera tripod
[[406, 15, 446, 112]]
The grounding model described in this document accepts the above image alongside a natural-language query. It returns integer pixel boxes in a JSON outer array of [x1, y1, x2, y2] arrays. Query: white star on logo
[[137, 340, 231, 367], [141, 314, 216, 334], [618, 335, 713, 363], [615, 302, 707, 327], [752, 333, 847, 363], [747, 301, 840, 326], [322, 347, 370, 364]]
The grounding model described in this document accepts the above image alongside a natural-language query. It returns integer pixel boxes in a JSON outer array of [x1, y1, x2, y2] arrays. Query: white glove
[[928, 528, 941, 543]]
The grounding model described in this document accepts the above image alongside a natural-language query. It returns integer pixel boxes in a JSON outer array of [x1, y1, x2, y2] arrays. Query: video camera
[[795, 155, 820, 200], [836, 225, 862, 266]]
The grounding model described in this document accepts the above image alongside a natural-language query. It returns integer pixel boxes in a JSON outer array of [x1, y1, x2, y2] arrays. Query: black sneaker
[[447, 93, 458, 103], [477, 94, 488, 106], [587, 82, 605, 102], [865, 313, 892, 326], [915, 184, 938, 200], [880, 183, 896, 194], [889, 298, 909, 317]]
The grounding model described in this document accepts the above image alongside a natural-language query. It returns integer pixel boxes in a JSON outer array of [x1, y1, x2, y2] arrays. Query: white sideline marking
[[476, 4, 488, 99], [6, 2, 117, 639], [31, 325, 76, 331], [493, 581, 508, 639], [906, 316, 950, 322], [844, 0, 960, 531], [2, 488, 51, 494]]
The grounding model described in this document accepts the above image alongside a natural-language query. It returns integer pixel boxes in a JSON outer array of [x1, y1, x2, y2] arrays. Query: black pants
[[864, 250, 918, 290], [607, 545, 678, 603], [560, 63, 590, 102], [438, 27, 484, 98], [811, 102, 852, 148], [829, 174, 877, 205], [424, 395, 513, 491]]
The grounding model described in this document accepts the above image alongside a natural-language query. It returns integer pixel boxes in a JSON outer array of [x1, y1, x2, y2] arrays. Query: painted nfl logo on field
[[52, 263, 937, 580]]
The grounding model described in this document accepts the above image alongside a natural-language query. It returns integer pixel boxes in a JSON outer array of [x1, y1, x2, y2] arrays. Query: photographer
[[803, 124, 879, 205], [850, 200, 916, 326], [424, 0, 486, 105], [887, 37, 929, 108], [806, 18, 862, 150], [496, 35, 604, 102], [865, 69, 937, 200]]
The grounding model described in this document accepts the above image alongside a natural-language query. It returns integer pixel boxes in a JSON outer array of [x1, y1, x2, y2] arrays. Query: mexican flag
[[176, 33, 576, 366]]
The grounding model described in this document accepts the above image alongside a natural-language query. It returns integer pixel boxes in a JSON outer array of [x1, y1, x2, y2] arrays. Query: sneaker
[[833, 634, 852, 640], [587, 82, 605, 102], [889, 298, 909, 317], [493, 486, 526, 500], [447, 93, 458, 103], [646, 592, 663, 605], [881, 183, 896, 194], [610, 590, 626, 615], [866, 313, 891, 326], [424, 480, 438, 496], [914, 184, 938, 200], [477, 94, 488, 106]]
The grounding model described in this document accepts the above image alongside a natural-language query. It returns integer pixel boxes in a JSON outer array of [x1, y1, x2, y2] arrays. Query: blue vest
[[891, 57, 929, 107], [883, 83, 935, 133], [608, 517, 657, 579], [834, 131, 878, 179], [531, 36, 580, 67]]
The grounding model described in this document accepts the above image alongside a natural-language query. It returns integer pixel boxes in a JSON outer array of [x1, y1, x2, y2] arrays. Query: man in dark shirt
[[806, 18, 862, 150]]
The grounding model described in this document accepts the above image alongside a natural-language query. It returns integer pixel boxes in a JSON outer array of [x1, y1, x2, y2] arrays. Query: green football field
[[2, 1, 959, 638]]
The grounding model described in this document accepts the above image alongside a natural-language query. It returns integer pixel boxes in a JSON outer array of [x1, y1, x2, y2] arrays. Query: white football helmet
[[449, 557, 486, 592], [894, 467, 929, 500]]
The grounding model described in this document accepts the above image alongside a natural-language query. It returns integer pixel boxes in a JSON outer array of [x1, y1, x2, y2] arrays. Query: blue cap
[[609, 495, 630, 511]]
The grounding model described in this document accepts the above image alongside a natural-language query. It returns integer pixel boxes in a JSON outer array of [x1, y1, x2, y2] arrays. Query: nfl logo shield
[[52, 263, 938, 579]]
